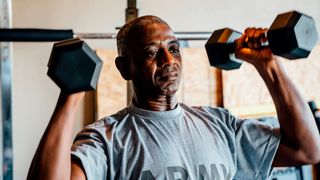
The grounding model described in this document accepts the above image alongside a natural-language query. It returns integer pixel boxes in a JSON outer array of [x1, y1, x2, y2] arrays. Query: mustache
[[155, 65, 180, 84], [157, 64, 179, 76]]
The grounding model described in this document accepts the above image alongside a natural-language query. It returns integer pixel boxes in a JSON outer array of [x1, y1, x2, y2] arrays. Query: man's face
[[128, 23, 182, 97]]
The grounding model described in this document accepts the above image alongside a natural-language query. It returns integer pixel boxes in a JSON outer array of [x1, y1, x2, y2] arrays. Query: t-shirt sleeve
[[233, 116, 281, 179], [71, 125, 108, 180]]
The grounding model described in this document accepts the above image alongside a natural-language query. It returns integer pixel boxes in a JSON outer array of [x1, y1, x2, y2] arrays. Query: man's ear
[[115, 56, 131, 80]]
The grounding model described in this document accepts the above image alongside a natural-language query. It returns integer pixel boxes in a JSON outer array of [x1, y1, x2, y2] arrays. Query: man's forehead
[[138, 23, 176, 44]]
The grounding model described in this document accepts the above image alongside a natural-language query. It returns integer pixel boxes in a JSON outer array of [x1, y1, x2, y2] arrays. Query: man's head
[[117, 16, 169, 57], [115, 15, 182, 99]]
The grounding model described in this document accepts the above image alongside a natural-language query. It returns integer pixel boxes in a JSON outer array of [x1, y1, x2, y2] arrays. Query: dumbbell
[[205, 11, 319, 70], [47, 38, 103, 94]]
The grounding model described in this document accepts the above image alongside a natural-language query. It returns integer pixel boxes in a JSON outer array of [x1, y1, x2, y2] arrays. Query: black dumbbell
[[205, 11, 319, 70], [47, 38, 103, 94]]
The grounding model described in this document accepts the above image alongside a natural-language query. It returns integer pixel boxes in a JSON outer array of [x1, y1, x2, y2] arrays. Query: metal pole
[[126, 0, 138, 104], [0, 29, 212, 41], [75, 33, 117, 39], [76, 32, 212, 40], [126, 0, 138, 22], [0, 0, 13, 179]]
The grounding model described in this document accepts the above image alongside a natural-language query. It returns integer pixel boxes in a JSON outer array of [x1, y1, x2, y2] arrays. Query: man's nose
[[158, 49, 174, 67]]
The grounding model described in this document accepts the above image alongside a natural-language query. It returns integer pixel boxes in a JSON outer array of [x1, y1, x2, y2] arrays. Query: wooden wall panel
[[222, 63, 272, 107], [223, 44, 320, 117], [178, 48, 221, 107], [95, 49, 127, 120]]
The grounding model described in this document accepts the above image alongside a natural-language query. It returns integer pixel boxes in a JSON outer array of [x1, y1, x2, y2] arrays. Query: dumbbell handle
[[232, 29, 270, 48], [210, 28, 269, 56], [0, 28, 74, 42], [239, 32, 270, 49]]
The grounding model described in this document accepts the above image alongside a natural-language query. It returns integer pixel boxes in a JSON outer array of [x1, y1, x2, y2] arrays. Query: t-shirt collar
[[128, 102, 183, 120]]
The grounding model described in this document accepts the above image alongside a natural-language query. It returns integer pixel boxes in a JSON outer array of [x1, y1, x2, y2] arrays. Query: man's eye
[[170, 48, 180, 55], [147, 51, 157, 57], [144, 48, 158, 58]]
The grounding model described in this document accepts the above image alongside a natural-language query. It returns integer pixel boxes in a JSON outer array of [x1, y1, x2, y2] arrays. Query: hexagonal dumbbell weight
[[205, 28, 242, 70], [47, 38, 103, 94], [205, 11, 319, 70], [268, 11, 318, 59]]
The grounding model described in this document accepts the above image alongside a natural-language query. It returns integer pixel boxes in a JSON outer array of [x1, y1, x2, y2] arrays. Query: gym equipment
[[308, 101, 320, 180], [0, 0, 13, 179], [0, 29, 212, 41], [205, 28, 242, 70], [308, 101, 320, 131], [205, 11, 319, 70], [47, 38, 103, 94]]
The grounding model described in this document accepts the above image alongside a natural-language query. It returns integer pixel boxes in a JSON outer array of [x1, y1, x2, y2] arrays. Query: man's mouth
[[159, 72, 177, 80], [155, 64, 180, 87], [157, 72, 178, 83]]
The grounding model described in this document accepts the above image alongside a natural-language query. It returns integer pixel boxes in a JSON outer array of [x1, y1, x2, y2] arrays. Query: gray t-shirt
[[71, 103, 280, 180]]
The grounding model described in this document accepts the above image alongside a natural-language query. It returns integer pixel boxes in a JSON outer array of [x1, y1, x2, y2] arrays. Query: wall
[[11, 0, 320, 179]]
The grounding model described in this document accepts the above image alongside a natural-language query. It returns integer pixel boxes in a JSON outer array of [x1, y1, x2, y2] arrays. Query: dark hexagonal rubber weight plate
[[268, 11, 319, 59], [205, 28, 242, 70], [47, 38, 103, 93]]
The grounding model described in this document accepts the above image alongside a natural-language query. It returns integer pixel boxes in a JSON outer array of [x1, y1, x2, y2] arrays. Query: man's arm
[[27, 92, 86, 180], [235, 28, 320, 167]]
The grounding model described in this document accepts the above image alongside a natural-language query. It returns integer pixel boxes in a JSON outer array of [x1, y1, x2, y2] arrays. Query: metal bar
[[174, 32, 211, 40], [0, 28, 73, 41], [0, 28, 211, 41], [75, 33, 117, 39], [308, 101, 320, 179], [126, 0, 138, 22], [127, 0, 136, 8], [77, 32, 211, 40], [77, 32, 212, 40], [0, 0, 13, 179], [126, 0, 138, 105]]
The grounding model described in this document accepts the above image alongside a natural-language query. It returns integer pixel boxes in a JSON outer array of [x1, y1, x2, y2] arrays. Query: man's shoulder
[[179, 103, 238, 136], [178, 103, 237, 126], [179, 103, 231, 117], [85, 106, 130, 130]]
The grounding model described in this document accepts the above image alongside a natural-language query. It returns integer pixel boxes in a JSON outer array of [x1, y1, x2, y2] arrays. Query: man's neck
[[132, 93, 178, 111]]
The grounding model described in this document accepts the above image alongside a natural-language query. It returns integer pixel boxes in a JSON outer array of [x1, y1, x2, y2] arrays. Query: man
[[27, 15, 320, 179]]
